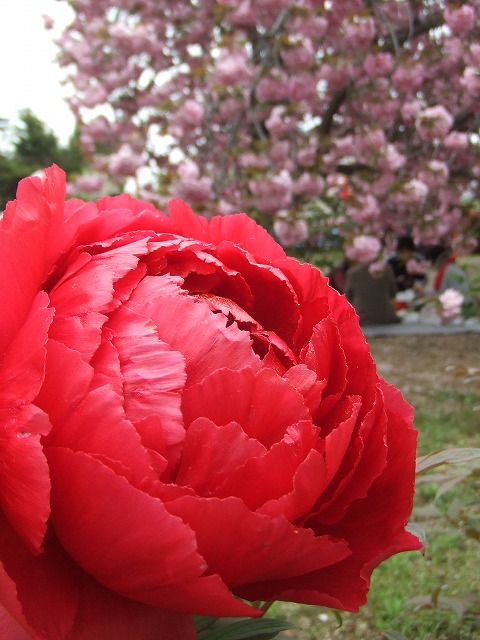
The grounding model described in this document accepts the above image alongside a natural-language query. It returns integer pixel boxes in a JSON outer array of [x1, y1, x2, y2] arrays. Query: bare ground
[[367, 332, 480, 413]]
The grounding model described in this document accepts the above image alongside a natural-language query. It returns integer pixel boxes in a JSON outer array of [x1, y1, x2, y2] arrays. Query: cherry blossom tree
[[52, 0, 480, 251]]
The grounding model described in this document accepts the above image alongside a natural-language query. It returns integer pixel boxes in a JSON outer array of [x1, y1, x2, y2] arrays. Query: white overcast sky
[[0, 0, 76, 145]]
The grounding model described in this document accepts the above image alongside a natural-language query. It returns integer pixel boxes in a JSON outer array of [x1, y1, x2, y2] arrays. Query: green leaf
[[405, 522, 427, 552], [416, 448, 480, 474], [195, 617, 296, 640], [382, 631, 409, 640], [194, 616, 220, 633]]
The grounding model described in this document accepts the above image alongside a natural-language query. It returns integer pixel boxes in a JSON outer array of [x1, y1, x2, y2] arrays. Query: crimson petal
[[0, 405, 51, 553], [47, 448, 256, 616], [126, 276, 260, 386], [0, 515, 80, 640], [66, 579, 195, 640], [166, 495, 350, 588], [182, 366, 310, 447], [106, 305, 186, 466]]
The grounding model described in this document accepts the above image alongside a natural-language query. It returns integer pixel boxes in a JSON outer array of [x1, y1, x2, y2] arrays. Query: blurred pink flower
[[273, 217, 309, 247], [392, 64, 424, 93], [173, 162, 214, 205], [444, 5, 476, 35], [72, 174, 105, 193], [345, 235, 381, 264], [108, 144, 145, 179], [444, 132, 470, 150], [460, 66, 480, 96], [363, 53, 393, 77], [175, 100, 204, 129], [343, 17, 375, 50], [406, 258, 429, 276], [439, 289, 464, 319], [281, 41, 315, 70], [213, 49, 252, 85], [415, 105, 453, 141]]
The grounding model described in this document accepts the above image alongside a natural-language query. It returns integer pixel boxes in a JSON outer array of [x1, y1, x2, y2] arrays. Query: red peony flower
[[0, 166, 421, 639]]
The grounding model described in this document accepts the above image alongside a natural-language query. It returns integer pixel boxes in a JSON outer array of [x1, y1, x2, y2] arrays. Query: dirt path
[[367, 333, 480, 404]]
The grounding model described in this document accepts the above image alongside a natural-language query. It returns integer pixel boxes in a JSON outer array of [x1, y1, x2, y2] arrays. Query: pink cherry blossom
[[444, 131, 470, 150], [460, 66, 480, 96], [444, 5, 476, 35], [281, 41, 315, 71], [273, 216, 309, 247], [343, 17, 375, 50], [415, 105, 454, 141], [392, 64, 425, 93], [363, 52, 393, 77], [345, 235, 381, 263], [108, 144, 145, 180], [51, 0, 480, 252], [213, 49, 253, 85]]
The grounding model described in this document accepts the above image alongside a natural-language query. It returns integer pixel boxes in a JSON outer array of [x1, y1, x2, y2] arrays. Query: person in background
[[387, 235, 428, 292], [345, 259, 401, 326], [426, 244, 469, 293], [327, 258, 351, 294]]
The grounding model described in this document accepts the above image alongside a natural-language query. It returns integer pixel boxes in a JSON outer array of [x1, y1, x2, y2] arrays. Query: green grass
[[414, 389, 480, 453]]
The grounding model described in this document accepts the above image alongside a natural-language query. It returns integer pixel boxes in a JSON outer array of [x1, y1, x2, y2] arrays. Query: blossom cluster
[[53, 1, 480, 251]]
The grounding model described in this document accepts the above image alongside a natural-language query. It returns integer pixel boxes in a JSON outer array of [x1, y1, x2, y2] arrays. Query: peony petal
[[47, 448, 255, 616], [35, 340, 93, 428], [259, 448, 328, 522], [0, 405, 51, 553], [106, 305, 186, 465], [167, 495, 350, 588], [77, 194, 172, 244], [279, 257, 332, 350], [317, 389, 388, 526], [182, 366, 310, 447], [0, 606, 34, 640], [168, 199, 209, 240], [66, 580, 196, 640], [0, 515, 80, 640], [48, 239, 146, 317], [303, 318, 348, 421], [46, 384, 160, 496], [175, 418, 266, 494], [89, 328, 123, 395], [207, 212, 287, 263], [283, 364, 325, 416], [215, 241, 300, 344], [0, 563, 35, 639], [0, 166, 91, 357], [214, 420, 320, 511], [264, 387, 420, 612], [126, 276, 260, 386], [0, 292, 53, 406], [48, 313, 107, 363]]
